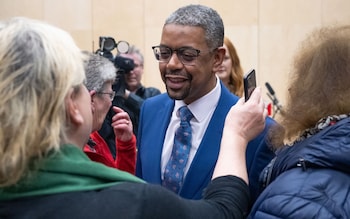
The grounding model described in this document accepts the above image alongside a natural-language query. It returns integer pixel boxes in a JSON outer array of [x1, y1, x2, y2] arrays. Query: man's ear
[[212, 46, 225, 72], [66, 88, 84, 126]]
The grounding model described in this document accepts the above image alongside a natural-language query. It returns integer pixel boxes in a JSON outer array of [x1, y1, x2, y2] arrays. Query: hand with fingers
[[111, 106, 134, 142], [213, 87, 267, 184]]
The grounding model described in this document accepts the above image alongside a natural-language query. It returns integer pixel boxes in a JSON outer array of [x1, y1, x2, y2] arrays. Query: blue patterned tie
[[163, 106, 193, 193]]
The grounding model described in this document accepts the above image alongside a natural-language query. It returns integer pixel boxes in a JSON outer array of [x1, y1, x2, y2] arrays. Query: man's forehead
[[160, 24, 207, 47]]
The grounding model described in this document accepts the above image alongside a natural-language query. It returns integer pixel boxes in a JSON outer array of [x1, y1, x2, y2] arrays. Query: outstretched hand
[[224, 87, 267, 143], [111, 106, 133, 142], [212, 87, 267, 183]]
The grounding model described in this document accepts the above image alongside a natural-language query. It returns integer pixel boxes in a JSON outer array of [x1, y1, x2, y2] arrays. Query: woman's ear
[[89, 90, 96, 97], [89, 90, 96, 113], [66, 88, 84, 126], [213, 47, 225, 72]]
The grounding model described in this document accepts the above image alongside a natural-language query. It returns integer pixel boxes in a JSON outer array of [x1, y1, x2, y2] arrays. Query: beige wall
[[1, 0, 349, 105]]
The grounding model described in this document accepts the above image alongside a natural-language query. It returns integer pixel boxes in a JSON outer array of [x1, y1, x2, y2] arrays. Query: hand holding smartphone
[[243, 69, 257, 102]]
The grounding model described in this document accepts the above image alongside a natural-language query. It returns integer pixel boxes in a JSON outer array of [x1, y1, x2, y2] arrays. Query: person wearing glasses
[[136, 4, 275, 204], [0, 17, 269, 218], [83, 52, 136, 174]]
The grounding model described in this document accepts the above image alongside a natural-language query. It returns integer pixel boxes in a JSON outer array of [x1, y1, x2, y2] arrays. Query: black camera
[[113, 55, 135, 96], [95, 36, 136, 97], [96, 36, 129, 60], [114, 56, 134, 74]]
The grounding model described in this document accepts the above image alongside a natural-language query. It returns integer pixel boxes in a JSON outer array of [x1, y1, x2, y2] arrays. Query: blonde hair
[[0, 17, 86, 187]]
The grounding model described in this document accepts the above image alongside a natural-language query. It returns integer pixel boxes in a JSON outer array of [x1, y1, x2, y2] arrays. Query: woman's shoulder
[[0, 182, 147, 219], [250, 168, 350, 218]]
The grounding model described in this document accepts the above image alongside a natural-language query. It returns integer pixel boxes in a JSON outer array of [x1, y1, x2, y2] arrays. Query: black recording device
[[96, 36, 129, 60], [113, 56, 135, 96], [95, 36, 134, 97]]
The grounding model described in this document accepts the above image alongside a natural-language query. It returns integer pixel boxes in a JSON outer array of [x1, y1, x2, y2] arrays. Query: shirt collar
[[174, 76, 221, 122]]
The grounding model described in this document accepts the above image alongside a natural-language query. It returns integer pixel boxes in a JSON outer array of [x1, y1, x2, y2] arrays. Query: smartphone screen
[[244, 69, 256, 101]]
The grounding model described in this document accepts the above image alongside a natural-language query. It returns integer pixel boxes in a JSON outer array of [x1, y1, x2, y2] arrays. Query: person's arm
[[123, 90, 144, 111], [142, 87, 161, 97], [111, 106, 137, 174], [111, 106, 133, 142], [123, 87, 161, 111], [115, 134, 136, 174], [212, 87, 267, 184]]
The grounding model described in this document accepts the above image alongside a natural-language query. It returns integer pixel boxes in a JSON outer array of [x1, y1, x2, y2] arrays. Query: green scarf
[[0, 144, 144, 201]]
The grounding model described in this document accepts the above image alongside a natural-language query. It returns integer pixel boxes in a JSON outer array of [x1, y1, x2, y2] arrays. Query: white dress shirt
[[161, 76, 221, 179]]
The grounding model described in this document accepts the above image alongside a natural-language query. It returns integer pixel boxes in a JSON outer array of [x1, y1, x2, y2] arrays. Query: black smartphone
[[243, 69, 256, 101]]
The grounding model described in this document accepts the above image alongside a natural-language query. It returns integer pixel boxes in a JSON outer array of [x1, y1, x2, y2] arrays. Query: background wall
[[1, 0, 350, 107]]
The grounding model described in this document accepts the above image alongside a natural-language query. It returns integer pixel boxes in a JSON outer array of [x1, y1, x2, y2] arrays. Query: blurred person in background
[[216, 36, 244, 97], [122, 45, 161, 98]]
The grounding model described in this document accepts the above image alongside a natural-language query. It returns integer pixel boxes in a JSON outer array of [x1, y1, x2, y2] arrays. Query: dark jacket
[[248, 117, 350, 219], [0, 177, 250, 219], [0, 145, 250, 219]]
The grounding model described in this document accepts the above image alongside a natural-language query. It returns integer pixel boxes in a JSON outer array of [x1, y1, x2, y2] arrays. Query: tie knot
[[178, 106, 193, 122]]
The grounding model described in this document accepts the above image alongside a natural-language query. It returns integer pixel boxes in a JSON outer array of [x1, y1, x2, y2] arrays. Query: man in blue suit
[[136, 4, 275, 204]]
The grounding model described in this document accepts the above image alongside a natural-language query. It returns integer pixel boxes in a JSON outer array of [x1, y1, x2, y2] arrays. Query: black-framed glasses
[[152, 45, 202, 66], [96, 91, 115, 101]]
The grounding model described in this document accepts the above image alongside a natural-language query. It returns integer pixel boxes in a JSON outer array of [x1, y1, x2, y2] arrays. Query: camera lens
[[117, 41, 129, 53], [103, 38, 115, 51], [99, 37, 116, 51]]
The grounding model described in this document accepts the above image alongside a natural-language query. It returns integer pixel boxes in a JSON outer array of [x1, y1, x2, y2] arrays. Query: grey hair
[[165, 4, 224, 50], [83, 52, 116, 92], [127, 45, 144, 65]]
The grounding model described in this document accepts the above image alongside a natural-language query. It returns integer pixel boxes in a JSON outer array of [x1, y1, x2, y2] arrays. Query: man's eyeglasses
[[152, 45, 202, 66], [97, 91, 115, 101]]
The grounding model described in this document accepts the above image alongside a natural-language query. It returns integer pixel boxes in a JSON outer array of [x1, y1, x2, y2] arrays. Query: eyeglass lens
[[153, 46, 200, 65], [98, 92, 115, 101]]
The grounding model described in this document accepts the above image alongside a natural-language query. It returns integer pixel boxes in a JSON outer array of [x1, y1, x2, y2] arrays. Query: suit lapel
[[180, 84, 238, 198], [138, 95, 174, 184]]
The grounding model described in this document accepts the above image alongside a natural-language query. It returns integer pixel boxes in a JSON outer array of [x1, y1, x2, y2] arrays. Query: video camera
[[95, 36, 135, 96]]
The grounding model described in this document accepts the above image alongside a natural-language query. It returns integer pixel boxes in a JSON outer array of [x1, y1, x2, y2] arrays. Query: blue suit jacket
[[136, 83, 275, 203]]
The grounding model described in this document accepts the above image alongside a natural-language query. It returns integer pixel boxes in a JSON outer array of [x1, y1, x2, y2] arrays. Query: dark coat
[[249, 117, 350, 219]]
